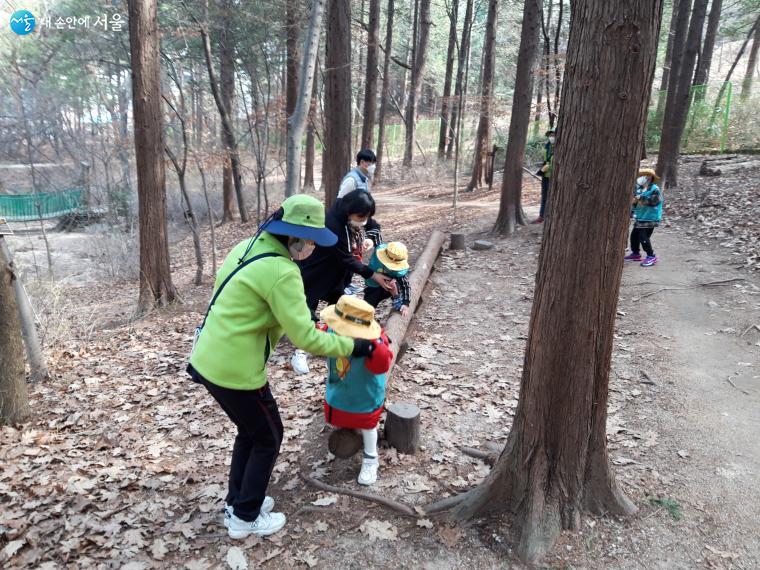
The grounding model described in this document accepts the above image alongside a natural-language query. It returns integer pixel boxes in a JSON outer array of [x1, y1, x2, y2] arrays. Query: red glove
[[315, 322, 328, 332], [364, 334, 393, 374]]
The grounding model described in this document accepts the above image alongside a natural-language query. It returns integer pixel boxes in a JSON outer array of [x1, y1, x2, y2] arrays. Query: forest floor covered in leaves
[[1, 158, 759, 569]]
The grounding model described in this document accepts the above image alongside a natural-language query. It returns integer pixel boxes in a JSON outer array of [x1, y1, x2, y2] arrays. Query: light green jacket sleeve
[[266, 265, 354, 357]]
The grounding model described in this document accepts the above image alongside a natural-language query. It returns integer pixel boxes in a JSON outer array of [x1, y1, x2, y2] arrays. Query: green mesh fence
[[0, 188, 83, 221]]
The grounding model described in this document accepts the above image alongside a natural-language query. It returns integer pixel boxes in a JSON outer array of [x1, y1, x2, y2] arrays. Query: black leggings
[[630, 227, 655, 257]]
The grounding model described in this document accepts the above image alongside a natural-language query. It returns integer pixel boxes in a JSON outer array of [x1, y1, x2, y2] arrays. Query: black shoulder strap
[[201, 252, 281, 328]]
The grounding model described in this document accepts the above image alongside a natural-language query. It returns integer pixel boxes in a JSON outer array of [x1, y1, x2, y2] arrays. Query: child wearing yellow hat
[[363, 242, 411, 317], [625, 168, 663, 267], [320, 295, 393, 486]]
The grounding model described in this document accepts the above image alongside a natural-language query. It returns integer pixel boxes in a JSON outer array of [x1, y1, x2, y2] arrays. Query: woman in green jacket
[[188, 195, 376, 539]]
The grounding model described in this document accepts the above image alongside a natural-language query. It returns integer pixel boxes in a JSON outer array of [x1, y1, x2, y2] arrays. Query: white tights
[[358, 428, 378, 457]]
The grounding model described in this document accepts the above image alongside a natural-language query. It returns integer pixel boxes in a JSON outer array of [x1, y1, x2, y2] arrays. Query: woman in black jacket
[[292, 190, 394, 374]]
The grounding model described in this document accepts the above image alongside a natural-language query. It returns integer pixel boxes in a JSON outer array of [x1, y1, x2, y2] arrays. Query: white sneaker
[[344, 284, 364, 295], [357, 455, 379, 486], [223, 497, 274, 528], [291, 350, 310, 375], [227, 511, 286, 539]]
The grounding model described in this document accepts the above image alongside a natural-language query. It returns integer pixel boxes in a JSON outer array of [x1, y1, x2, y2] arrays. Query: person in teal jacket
[[625, 168, 663, 267], [187, 195, 378, 539]]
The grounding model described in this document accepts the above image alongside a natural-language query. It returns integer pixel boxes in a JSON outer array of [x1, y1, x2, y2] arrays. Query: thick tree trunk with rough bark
[[374, 0, 395, 180], [438, 0, 459, 159], [439, 2, 663, 563], [402, 0, 431, 166], [657, 0, 708, 187], [361, 0, 381, 149], [0, 248, 29, 425], [693, 0, 721, 90], [323, 0, 352, 207], [286, 0, 325, 198], [493, 0, 542, 235], [465, 0, 498, 192], [128, 0, 178, 313], [741, 19, 760, 100], [654, 0, 682, 125], [446, 0, 474, 160]]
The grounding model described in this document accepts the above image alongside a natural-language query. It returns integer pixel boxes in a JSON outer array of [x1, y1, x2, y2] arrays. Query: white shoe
[[291, 350, 309, 375], [357, 455, 379, 486], [227, 511, 286, 539], [223, 497, 274, 528], [344, 284, 364, 295]]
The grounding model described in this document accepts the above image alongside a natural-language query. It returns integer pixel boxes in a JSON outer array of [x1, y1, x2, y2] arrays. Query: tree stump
[[450, 233, 466, 250], [328, 428, 363, 459], [384, 403, 421, 454]]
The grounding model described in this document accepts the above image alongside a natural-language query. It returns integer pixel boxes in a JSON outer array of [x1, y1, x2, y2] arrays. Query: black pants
[[189, 366, 283, 522], [306, 288, 344, 322], [539, 175, 550, 218], [630, 227, 655, 257], [364, 285, 391, 308]]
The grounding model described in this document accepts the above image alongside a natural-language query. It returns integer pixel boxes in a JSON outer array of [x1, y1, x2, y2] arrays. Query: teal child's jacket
[[325, 338, 387, 414], [190, 232, 354, 390], [364, 245, 409, 288], [634, 183, 663, 222]]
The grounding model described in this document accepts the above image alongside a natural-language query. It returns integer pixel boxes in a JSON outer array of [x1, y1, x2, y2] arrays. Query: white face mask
[[636, 176, 649, 187], [548, 136, 556, 144], [367, 164, 376, 177], [349, 219, 368, 228], [289, 238, 316, 261]]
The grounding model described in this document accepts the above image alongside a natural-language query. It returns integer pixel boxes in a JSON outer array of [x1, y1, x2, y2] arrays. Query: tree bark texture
[[712, 17, 759, 118], [361, 0, 381, 150], [323, 0, 352, 208], [220, 3, 237, 222], [654, 0, 681, 126], [0, 248, 29, 425], [446, 0, 474, 160], [493, 0, 542, 235], [692, 0, 721, 89], [402, 0, 432, 166], [465, 0, 498, 192], [741, 18, 760, 100], [128, 0, 178, 313], [286, 0, 301, 122], [438, 0, 459, 158], [303, 60, 320, 192], [374, 0, 395, 180], [656, 0, 708, 187], [454, 1, 663, 563]]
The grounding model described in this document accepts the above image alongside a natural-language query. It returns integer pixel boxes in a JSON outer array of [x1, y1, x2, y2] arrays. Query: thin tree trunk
[[693, 0, 722, 91], [220, 4, 237, 222], [493, 0, 542, 235], [445, 2, 662, 564], [286, 0, 301, 125], [438, 0, 459, 158], [447, 0, 474, 160], [286, 0, 326, 198], [361, 0, 381, 149], [712, 17, 759, 119], [375, 0, 396, 180], [128, 0, 178, 313], [654, 0, 683, 126], [541, 0, 554, 127], [323, 0, 352, 208], [552, 0, 564, 117], [657, 0, 709, 187], [303, 59, 320, 192], [402, 0, 430, 166], [741, 18, 760, 100], [196, 157, 217, 275], [465, 0, 498, 192], [0, 243, 29, 424]]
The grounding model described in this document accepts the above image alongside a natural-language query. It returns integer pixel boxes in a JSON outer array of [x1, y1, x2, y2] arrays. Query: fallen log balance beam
[[328, 230, 445, 459]]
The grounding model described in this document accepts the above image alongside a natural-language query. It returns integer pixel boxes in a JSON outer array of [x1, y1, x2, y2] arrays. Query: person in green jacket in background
[[187, 195, 377, 539]]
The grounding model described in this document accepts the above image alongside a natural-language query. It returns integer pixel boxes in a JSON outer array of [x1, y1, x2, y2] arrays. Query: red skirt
[[324, 401, 384, 430]]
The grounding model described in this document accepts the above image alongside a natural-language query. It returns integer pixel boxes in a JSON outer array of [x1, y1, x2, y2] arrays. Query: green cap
[[265, 195, 337, 246]]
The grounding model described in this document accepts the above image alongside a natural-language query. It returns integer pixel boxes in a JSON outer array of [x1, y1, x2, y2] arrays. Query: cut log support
[[384, 402, 421, 454], [328, 428, 363, 459]]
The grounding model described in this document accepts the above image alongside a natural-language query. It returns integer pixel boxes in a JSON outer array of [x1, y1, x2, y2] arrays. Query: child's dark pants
[[364, 285, 391, 308], [630, 227, 655, 257], [188, 365, 283, 522]]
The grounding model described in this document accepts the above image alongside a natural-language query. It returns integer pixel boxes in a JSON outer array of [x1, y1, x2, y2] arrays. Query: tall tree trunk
[[493, 0, 542, 235], [303, 60, 320, 192], [740, 18, 760, 100], [402, 0, 431, 166], [0, 245, 29, 425], [286, 0, 301, 124], [286, 0, 326, 197], [465, 0, 498, 192], [657, 0, 709, 187], [361, 0, 381, 149], [128, 0, 177, 313], [323, 0, 352, 208], [692, 0, 721, 91], [552, 0, 564, 118], [438, 0, 459, 158], [541, 0, 554, 127], [375, 0, 396, 180], [712, 17, 759, 119], [654, 0, 683, 125], [440, 2, 663, 564], [446, 0, 474, 160], [220, 4, 237, 222]]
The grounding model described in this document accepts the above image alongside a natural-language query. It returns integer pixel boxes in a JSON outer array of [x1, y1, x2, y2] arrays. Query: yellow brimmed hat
[[638, 168, 661, 183], [376, 242, 409, 272], [321, 295, 382, 340]]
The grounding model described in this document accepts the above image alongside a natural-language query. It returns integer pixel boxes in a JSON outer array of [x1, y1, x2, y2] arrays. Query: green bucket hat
[[265, 194, 337, 246]]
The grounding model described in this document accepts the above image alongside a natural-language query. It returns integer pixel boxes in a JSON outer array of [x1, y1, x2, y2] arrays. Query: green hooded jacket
[[190, 231, 354, 390]]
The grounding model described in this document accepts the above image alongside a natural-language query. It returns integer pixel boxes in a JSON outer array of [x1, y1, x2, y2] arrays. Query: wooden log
[[449, 233, 466, 250], [328, 428, 363, 459], [384, 402, 421, 454]]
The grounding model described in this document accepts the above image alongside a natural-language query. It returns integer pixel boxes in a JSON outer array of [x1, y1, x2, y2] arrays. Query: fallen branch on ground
[[740, 324, 760, 337], [726, 376, 749, 396], [459, 446, 498, 466], [301, 474, 418, 517]]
